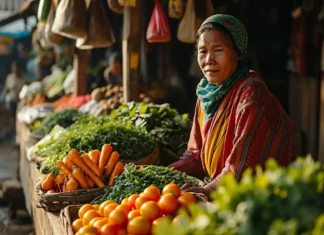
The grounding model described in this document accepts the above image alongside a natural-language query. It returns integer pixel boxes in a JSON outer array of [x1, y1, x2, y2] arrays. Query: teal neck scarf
[[196, 14, 248, 122]]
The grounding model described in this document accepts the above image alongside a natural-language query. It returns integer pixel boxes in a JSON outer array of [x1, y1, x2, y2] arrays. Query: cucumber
[[38, 0, 52, 23]]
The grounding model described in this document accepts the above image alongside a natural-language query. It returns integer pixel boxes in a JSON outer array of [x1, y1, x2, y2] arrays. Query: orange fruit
[[103, 202, 119, 217], [117, 228, 127, 235], [101, 224, 121, 235], [93, 218, 108, 230], [99, 200, 115, 215], [128, 194, 139, 209], [93, 204, 100, 210], [78, 224, 98, 234], [78, 204, 95, 219], [72, 218, 83, 233], [89, 217, 102, 226], [121, 198, 129, 205], [109, 209, 128, 226], [135, 196, 148, 210], [143, 186, 160, 201], [83, 209, 102, 225], [177, 192, 196, 209], [158, 194, 178, 215], [139, 201, 160, 222], [162, 184, 181, 198], [127, 216, 150, 235], [116, 203, 131, 215], [127, 210, 141, 221]]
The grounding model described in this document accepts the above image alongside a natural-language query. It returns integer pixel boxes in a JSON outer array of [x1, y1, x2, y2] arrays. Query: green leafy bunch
[[32, 108, 82, 137], [36, 114, 154, 167], [110, 102, 192, 156], [96, 164, 198, 204], [154, 156, 324, 235]]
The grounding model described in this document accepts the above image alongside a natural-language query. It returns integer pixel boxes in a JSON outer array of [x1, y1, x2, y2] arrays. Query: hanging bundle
[[76, 0, 116, 49], [177, 0, 196, 44], [168, 0, 183, 19], [146, 0, 171, 43], [52, 0, 87, 39], [45, 2, 63, 45], [108, 0, 124, 14]]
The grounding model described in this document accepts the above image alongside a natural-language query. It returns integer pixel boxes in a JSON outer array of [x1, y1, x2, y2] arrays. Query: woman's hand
[[180, 183, 212, 198]]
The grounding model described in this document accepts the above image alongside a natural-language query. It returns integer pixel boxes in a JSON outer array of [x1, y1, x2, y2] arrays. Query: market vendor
[[103, 52, 123, 86], [170, 14, 293, 197]]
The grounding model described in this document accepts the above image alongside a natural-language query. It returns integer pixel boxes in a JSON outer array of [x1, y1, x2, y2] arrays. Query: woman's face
[[197, 29, 239, 84]]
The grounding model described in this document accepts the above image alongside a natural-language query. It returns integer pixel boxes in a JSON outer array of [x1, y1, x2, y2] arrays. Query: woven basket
[[60, 205, 81, 235], [36, 186, 106, 212], [124, 143, 159, 165]]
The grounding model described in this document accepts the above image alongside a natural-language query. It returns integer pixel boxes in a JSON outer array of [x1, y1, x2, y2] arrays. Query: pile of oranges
[[72, 183, 197, 235]]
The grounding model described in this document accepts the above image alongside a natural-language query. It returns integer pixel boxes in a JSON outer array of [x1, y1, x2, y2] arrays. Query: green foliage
[[32, 108, 82, 137], [96, 164, 198, 204], [110, 102, 192, 156], [154, 156, 324, 235]]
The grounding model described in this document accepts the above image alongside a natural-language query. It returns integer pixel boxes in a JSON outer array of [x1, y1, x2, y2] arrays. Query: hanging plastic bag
[[177, 0, 196, 44], [38, 23, 53, 49], [168, 0, 183, 19], [45, 3, 63, 45], [52, 0, 87, 39], [118, 0, 136, 6], [108, 0, 124, 14], [76, 0, 116, 49], [38, 0, 52, 23], [146, 0, 171, 43]]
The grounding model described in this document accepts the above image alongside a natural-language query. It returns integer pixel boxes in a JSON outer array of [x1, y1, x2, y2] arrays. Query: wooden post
[[74, 49, 88, 96], [122, 1, 142, 102]]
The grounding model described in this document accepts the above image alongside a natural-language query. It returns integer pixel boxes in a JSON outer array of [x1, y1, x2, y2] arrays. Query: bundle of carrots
[[40, 144, 124, 193]]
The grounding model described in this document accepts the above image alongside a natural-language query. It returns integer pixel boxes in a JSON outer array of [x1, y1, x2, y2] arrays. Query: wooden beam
[[73, 49, 88, 96], [122, 1, 142, 102]]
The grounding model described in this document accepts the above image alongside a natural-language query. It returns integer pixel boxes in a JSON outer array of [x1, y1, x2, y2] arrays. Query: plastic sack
[[45, 3, 63, 45], [76, 0, 115, 49], [52, 0, 87, 39], [177, 0, 196, 44], [118, 0, 136, 6], [38, 23, 53, 49], [146, 0, 171, 43], [168, 0, 183, 19], [63, 69, 75, 94], [108, 0, 124, 14]]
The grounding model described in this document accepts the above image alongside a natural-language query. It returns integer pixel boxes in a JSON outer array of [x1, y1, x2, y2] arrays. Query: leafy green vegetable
[[96, 164, 198, 204], [154, 156, 324, 235], [32, 108, 82, 137], [110, 102, 192, 156], [36, 115, 154, 167]]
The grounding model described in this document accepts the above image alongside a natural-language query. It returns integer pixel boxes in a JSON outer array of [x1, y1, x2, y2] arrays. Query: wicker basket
[[60, 205, 81, 235], [124, 143, 159, 165], [36, 186, 106, 212]]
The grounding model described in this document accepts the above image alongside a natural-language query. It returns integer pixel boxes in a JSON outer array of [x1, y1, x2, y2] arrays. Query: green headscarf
[[196, 14, 248, 122]]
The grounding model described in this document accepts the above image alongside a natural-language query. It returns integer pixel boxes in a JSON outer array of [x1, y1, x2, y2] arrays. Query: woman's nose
[[205, 52, 215, 64]]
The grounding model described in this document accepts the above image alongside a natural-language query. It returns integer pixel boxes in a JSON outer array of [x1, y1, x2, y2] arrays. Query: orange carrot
[[65, 177, 79, 192], [72, 168, 89, 189], [85, 175, 95, 189], [82, 154, 100, 176], [89, 150, 101, 165], [56, 161, 73, 178], [99, 144, 113, 175], [105, 151, 120, 176], [64, 156, 76, 171], [68, 149, 105, 188], [41, 173, 55, 191], [55, 172, 66, 185], [108, 161, 124, 186]]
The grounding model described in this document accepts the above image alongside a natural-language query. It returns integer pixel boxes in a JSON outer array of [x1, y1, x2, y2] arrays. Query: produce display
[[110, 102, 191, 156], [54, 95, 91, 111], [36, 115, 155, 168], [90, 85, 152, 116], [40, 145, 124, 193], [153, 157, 324, 235], [72, 183, 197, 235], [31, 108, 82, 137], [96, 164, 198, 204]]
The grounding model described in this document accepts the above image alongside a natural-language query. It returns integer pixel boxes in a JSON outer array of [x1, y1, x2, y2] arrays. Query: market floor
[[0, 134, 18, 180]]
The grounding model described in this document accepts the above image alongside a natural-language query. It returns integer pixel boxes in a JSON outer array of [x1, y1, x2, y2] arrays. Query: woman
[[104, 52, 123, 86], [170, 14, 293, 196]]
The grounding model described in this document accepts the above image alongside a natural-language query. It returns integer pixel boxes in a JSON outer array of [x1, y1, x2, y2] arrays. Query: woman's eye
[[199, 50, 206, 54], [215, 49, 223, 52]]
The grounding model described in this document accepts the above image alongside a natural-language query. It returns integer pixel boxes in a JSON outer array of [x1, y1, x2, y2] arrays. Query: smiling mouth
[[205, 70, 219, 73]]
